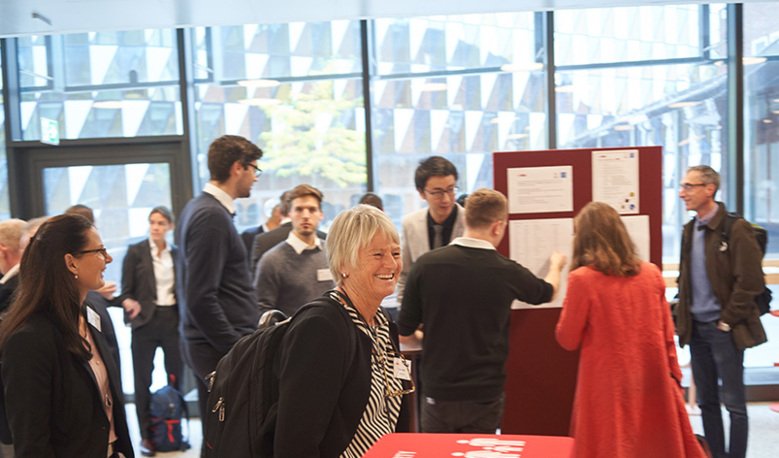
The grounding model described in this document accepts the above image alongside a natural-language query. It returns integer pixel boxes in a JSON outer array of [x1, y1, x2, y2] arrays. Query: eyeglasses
[[374, 345, 416, 398], [424, 186, 458, 200], [247, 163, 263, 177], [76, 247, 109, 259], [679, 182, 707, 191]]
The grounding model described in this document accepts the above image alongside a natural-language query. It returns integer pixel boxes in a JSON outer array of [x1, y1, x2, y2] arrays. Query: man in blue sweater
[[175, 135, 263, 450]]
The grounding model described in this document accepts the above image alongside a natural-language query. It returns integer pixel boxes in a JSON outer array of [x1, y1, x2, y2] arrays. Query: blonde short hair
[[327, 205, 399, 285], [0, 219, 27, 252]]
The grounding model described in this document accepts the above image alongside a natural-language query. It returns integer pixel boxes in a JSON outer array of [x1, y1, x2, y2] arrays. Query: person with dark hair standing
[[399, 189, 563, 433], [64, 204, 123, 377], [255, 184, 333, 316], [556, 202, 705, 458], [397, 156, 465, 303], [0, 214, 134, 458], [120, 206, 182, 456], [675, 165, 766, 458], [175, 135, 263, 447], [358, 192, 384, 211]]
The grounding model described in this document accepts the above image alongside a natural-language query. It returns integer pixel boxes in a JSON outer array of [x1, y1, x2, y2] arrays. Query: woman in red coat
[[556, 202, 705, 458]]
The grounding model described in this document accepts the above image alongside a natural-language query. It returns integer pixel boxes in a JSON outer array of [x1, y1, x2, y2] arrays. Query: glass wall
[[189, 22, 364, 230], [555, 5, 728, 262], [371, 13, 544, 226], [16, 30, 181, 141], [1, 3, 777, 371], [744, 3, 779, 257]]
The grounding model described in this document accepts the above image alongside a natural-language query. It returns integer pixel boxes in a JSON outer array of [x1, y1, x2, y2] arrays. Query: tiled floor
[[127, 402, 779, 457]]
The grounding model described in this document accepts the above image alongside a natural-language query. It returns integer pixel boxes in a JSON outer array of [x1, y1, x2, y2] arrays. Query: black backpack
[[721, 212, 773, 315], [149, 383, 190, 452], [203, 293, 356, 458]]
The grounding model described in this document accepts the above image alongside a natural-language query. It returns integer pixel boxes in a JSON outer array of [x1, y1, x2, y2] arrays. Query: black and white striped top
[[339, 300, 403, 457]]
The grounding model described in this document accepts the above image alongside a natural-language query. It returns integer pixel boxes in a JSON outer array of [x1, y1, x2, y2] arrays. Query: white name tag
[[86, 307, 102, 333], [317, 269, 333, 282], [393, 357, 412, 381]]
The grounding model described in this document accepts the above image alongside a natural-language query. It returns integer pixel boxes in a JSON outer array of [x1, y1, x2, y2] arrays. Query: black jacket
[[1, 312, 134, 458], [274, 297, 408, 457], [120, 239, 178, 329]]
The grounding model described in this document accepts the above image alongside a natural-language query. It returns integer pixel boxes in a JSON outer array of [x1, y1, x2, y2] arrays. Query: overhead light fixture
[[613, 124, 633, 131], [771, 110, 779, 115], [742, 56, 767, 65], [668, 101, 701, 109], [555, 85, 575, 93], [762, 118, 773, 124], [420, 82, 448, 92], [93, 100, 124, 109], [500, 62, 544, 72], [237, 79, 280, 88], [239, 98, 281, 107]]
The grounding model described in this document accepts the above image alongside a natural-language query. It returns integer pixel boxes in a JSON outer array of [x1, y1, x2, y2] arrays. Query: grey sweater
[[255, 242, 335, 317]]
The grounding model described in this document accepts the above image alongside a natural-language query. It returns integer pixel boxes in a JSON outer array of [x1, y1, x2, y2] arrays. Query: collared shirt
[[451, 236, 495, 251], [148, 239, 176, 306], [80, 315, 118, 449], [285, 231, 322, 255], [690, 205, 722, 322], [0, 264, 19, 285], [426, 205, 459, 250], [203, 182, 236, 215]]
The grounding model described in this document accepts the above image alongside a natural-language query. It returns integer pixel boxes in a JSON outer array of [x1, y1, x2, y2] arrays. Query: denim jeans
[[690, 321, 748, 458]]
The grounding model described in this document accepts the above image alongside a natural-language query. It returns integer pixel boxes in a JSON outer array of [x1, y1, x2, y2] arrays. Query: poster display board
[[494, 146, 662, 436]]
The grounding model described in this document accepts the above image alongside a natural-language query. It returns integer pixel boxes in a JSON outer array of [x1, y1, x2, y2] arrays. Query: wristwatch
[[717, 320, 732, 332]]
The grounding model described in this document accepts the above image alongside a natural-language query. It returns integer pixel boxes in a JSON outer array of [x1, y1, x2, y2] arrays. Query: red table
[[364, 433, 574, 457]]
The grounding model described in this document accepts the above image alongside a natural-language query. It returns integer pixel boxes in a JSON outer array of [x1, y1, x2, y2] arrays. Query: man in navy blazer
[[175, 135, 263, 447]]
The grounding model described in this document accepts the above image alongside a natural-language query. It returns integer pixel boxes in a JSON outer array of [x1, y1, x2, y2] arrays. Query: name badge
[[86, 307, 102, 333], [317, 269, 333, 282], [393, 357, 412, 381]]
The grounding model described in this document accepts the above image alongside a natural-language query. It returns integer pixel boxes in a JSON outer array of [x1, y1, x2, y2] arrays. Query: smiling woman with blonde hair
[[0, 214, 133, 458], [556, 202, 705, 458]]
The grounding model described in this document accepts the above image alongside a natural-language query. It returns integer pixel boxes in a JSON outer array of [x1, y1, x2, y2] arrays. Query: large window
[[189, 22, 365, 230], [371, 13, 544, 226], [744, 3, 779, 257], [16, 30, 181, 141], [555, 5, 728, 263]]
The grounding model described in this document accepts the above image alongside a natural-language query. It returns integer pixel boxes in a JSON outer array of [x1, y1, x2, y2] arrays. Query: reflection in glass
[[556, 62, 728, 262], [372, 12, 542, 226], [744, 2, 779, 256], [190, 23, 366, 232], [16, 30, 181, 140], [555, 5, 701, 66]]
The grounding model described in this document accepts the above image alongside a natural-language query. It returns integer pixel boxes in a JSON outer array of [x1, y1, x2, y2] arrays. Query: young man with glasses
[[396, 156, 465, 304], [675, 165, 766, 458], [175, 135, 263, 455]]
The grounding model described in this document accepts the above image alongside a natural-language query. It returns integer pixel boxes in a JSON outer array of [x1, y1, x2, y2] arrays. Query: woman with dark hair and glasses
[[273, 204, 412, 457], [555, 202, 704, 458], [0, 214, 134, 458]]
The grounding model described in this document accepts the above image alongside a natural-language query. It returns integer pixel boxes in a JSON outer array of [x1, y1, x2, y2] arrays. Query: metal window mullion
[[726, 4, 744, 214], [360, 19, 375, 192]]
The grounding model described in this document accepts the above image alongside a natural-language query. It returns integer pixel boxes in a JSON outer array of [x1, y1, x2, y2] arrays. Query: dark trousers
[[132, 307, 183, 440], [421, 394, 505, 433], [690, 321, 748, 458], [181, 337, 223, 452]]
